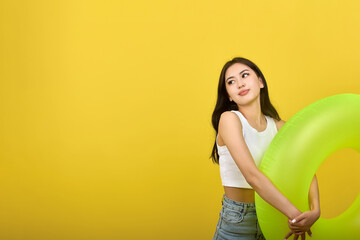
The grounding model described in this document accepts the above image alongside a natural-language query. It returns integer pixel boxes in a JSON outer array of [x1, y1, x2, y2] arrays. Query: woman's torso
[[217, 114, 282, 203]]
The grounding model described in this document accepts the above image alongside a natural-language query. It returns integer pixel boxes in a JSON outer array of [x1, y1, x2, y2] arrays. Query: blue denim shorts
[[213, 194, 266, 240]]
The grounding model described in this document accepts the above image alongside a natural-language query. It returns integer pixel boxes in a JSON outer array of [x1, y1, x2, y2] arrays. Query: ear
[[259, 77, 265, 88]]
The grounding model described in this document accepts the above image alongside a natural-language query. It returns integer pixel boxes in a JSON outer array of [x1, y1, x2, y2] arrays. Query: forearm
[[249, 170, 301, 220], [308, 174, 321, 215]]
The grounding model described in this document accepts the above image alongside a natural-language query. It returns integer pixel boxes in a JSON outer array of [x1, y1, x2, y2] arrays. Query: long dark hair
[[210, 57, 281, 164]]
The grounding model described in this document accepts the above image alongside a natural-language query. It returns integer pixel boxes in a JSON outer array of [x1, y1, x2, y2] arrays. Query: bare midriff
[[224, 186, 255, 203]]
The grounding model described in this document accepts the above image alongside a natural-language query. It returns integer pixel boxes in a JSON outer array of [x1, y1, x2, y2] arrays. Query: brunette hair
[[210, 57, 281, 164]]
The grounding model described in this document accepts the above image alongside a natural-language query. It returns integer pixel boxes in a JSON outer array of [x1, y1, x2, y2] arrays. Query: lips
[[239, 89, 249, 96]]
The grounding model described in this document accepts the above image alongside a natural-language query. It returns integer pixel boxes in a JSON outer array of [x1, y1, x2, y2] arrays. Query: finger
[[284, 231, 293, 239], [289, 219, 302, 227], [289, 226, 302, 232], [288, 222, 303, 231], [288, 222, 304, 231], [289, 218, 306, 227], [291, 213, 307, 224], [301, 233, 306, 240], [307, 229, 312, 237], [294, 234, 299, 240]]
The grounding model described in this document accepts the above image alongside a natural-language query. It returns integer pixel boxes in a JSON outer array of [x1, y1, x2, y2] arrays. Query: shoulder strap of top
[[230, 110, 249, 132], [265, 115, 278, 133], [230, 110, 244, 119], [230, 110, 245, 123], [231, 110, 278, 133]]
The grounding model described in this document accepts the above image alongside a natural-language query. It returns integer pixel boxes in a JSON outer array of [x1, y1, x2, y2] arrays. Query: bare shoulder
[[219, 111, 243, 129], [274, 118, 286, 131], [217, 111, 243, 144]]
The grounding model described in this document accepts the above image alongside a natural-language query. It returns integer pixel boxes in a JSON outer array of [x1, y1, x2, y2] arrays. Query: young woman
[[210, 57, 320, 240]]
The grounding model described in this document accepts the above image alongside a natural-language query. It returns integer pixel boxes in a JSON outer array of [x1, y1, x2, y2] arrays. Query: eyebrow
[[225, 69, 249, 81]]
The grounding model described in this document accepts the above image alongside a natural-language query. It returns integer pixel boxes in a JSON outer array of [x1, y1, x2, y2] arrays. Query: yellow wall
[[0, 0, 359, 239]]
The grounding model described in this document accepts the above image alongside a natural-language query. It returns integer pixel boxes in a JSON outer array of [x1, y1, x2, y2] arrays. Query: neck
[[237, 97, 265, 126]]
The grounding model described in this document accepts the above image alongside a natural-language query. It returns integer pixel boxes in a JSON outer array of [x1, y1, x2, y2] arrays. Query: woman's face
[[224, 62, 264, 106]]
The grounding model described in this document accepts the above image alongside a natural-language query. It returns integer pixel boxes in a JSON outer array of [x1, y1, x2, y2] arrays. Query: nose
[[237, 79, 245, 88]]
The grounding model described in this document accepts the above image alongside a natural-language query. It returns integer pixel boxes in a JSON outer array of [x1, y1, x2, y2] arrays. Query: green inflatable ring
[[255, 93, 360, 239]]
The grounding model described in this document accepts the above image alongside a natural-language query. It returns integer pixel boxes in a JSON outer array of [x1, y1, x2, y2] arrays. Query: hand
[[284, 209, 320, 239], [289, 209, 320, 233]]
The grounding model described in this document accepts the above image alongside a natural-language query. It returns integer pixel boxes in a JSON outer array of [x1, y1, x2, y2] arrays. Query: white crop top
[[216, 110, 278, 189]]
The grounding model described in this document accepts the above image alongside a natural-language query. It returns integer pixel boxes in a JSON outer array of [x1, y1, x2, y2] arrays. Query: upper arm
[[218, 111, 261, 184]]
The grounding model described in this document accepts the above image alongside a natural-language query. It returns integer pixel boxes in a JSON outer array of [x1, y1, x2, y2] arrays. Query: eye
[[242, 73, 249, 78], [227, 80, 235, 85]]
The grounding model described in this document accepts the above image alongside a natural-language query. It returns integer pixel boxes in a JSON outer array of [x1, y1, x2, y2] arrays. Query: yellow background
[[1, 0, 359, 239]]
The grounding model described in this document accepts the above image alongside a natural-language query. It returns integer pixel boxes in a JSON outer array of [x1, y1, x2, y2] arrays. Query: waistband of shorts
[[221, 194, 256, 212]]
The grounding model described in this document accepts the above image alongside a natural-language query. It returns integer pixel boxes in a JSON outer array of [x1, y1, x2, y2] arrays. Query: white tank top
[[216, 110, 278, 189]]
